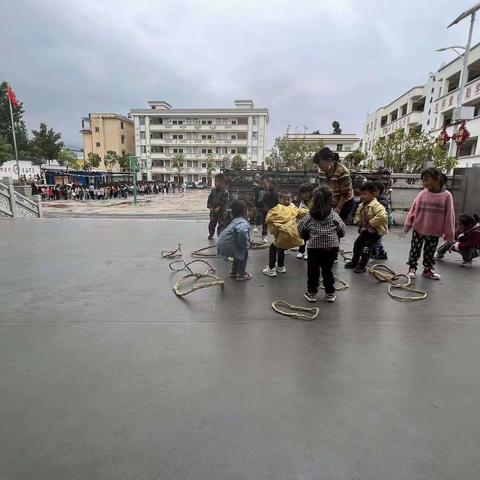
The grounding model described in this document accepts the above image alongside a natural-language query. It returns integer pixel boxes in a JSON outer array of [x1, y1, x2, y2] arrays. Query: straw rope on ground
[[271, 300, 319, 320], [339, 249, 353, 262], [368, 264, 427, 302], [319, 277, 350, 290], [191, 245, 220, 258], [169, 259, 216, 275], [173, 272, 225, 297], [250, 241, 269, 250], [161, 243, 182, 259]]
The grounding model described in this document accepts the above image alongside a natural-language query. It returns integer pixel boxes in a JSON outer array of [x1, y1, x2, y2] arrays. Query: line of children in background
[[298, 187, 347, 302], [404, 168, 455, 280]]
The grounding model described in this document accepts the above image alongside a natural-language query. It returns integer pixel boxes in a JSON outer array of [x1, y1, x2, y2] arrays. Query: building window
[[231, 135, 236, 140], [202, 163, 207, 168], [122, 150, 126, 156], [142, 146, 146, 153], [231, 120, 237, 125], [121, 121, 124, 129], [231, 149, 236, 154], [202, 135, 207, 139], [252, 147, 258, 154], [95, 127, 99, 133], [96, 142, 101, 147], [139, 133, 144, 141], [253, 117, 257, 125], [252, 132, 257, 140], [337, 144, 343, 151], [140, 116, 145, 125]]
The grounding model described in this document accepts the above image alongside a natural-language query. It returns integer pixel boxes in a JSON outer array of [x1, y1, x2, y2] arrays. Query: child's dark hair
[[230, 200, 247, 218], [458, 213, 480, 227], [215, 173, 226, 182], [359, 181, 377, 194], [310, 186, 333, 220], [373, 181, 385, 195], [281, 190, 292, 199], [313, 147, 338, 165], [421, 167, 448, 188], [299, 183, 315, 195], [264, 177, 277, 192]]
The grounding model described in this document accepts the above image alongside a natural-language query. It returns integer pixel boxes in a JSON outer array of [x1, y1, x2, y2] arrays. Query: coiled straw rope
[[191, 245, 220, 258], [271, 301, 319, 320], [161, 243, 182, 259], [170, 258, 224, 297], [368, 264, 427, 302], [169, 259, 215, 275]]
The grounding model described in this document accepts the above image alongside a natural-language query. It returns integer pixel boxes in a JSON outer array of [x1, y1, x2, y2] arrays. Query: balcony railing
[[149, 124, 248, 132]]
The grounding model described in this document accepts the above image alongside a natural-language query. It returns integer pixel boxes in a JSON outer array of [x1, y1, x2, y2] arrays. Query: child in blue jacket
[[217, 200, 252, 281]]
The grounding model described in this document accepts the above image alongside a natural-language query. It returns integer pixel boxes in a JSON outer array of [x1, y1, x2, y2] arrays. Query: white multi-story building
[[130, 100, 269, 184], [363, 41, 480, 168], [285, 132, 360, 162]]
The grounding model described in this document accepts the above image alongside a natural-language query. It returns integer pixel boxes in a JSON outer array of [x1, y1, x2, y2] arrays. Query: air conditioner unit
[[453, 106, 475, 122]]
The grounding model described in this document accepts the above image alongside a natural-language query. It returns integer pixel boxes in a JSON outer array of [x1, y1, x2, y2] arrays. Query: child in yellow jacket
[[262, 192, 308, 277], [345, 181, 388, 273]]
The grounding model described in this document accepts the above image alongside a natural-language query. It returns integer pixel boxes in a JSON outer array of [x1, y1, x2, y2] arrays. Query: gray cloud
[[1, 0, 475, 149]]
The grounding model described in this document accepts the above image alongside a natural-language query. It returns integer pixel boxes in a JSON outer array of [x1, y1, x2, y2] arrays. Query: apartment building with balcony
[[80, 113, 135, 171], [130, 100, 269, 184], [430, 41, 480, 166], [285, 132, 360, 162], [362, 73, 439, 162]]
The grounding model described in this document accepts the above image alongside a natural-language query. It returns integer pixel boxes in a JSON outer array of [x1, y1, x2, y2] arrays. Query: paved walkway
[[1, 219, 479, 479], [42, 189, 210, 218]]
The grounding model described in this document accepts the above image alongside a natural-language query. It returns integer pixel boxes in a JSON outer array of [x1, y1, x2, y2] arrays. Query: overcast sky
[[2, 0, 477, 149]]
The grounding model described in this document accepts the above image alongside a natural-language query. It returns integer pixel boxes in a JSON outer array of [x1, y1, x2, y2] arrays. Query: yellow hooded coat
[[266, 204, 309, 250]]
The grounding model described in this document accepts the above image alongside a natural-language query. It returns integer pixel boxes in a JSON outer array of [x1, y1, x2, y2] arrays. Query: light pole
[[439, 3, 480, 156]]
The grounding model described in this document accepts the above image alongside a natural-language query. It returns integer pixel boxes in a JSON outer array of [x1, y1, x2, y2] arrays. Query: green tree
[[104, 150, 119, 172], [0, 82, 30, 157], [118, 153, 130, 172], [57, 148, 79, 170], [344, 150, 366, 171], [332, 121, 342, 135], [273, 133, 324, 171], [206, 153, 215, 185], [231, 154, 246, 170], [84, 152, 101, 171], [374, 130, 457, 173], [30, 123, 63, 165], [172, 153, 185, 180], [0, 136, 13, 166]]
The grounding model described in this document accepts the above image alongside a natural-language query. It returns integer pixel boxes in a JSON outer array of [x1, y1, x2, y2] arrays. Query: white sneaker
[[253, 227, 258, 233], [304, 292, 317, 302], [262, 267, 277, 277], [262, 237, 268, 244], [276, 266, 286, 273], [325, 293, 336, 303], [408, 268, 416, 279], [461, 261, 473, 268], [296, 252, 304, 259], [303, 254, 308, 260]]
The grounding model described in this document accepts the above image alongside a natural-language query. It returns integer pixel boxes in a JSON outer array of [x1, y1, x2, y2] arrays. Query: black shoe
[[354, 266, 366, 273], [375, 252, 388, 260], [208, 235, 213, 240], [345, 261, 357, 269]]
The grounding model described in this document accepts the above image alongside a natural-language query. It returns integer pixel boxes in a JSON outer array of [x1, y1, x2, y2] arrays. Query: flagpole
[[8, 93, 20, 181]]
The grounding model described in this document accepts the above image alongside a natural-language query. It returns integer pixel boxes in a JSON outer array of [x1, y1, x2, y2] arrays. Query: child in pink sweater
[[404, 168, 455, 280]]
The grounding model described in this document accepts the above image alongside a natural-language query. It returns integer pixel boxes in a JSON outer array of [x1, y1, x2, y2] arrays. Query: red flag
[[7, 85, 19, 108]]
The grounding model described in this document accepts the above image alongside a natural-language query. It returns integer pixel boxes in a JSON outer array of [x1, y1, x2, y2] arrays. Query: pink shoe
[[422, 268, 440, 280], [408, 268, 416, 279]]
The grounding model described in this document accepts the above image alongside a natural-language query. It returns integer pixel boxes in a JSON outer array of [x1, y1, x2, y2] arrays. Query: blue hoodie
[[217, 217, 251, 260]]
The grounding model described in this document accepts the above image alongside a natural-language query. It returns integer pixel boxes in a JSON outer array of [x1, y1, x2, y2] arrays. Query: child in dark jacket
[[371, 181, 393, 260], [207, 173, 229, 239], [298, 186, 347, 303], [436, 214, 480, 267]]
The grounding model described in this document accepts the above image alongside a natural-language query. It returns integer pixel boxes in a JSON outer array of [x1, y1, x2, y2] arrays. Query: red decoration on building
[[452, 120, 471, 157], [437, 125, 451, 146]]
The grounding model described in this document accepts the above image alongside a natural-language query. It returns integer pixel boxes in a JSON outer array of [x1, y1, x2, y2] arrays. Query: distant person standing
[[313, 147, 354, 221], [207, 173, 229, 239]]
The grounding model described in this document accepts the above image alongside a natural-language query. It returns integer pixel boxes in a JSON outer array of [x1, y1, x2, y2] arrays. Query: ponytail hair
[[421, 167, 448, 188], [310, 186, 333, 220]]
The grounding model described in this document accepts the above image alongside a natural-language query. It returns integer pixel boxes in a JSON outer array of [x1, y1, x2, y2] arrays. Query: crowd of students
[[212, 147, 479, 302], [33, 181, 185, 201]]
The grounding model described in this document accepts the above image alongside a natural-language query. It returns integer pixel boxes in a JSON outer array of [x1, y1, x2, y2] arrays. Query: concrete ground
[[1, 218, 479, 480], [42, 189, 210, 218]]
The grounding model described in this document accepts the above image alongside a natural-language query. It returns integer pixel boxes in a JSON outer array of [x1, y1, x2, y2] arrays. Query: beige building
[[80, 113, 135, 171]]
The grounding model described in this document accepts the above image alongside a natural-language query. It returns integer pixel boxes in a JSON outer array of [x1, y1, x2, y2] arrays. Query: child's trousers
[[408, 230, 439, 269], [232, 251, 249, 275], [307, 248, 338, 294], [269, 244, 285, 269]]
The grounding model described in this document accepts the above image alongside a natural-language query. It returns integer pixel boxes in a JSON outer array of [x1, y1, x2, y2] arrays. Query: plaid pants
[[408, 230, 439, 269]]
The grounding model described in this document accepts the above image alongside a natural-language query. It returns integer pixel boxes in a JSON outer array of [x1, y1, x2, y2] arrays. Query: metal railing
[[0, 179, 42, 218]]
